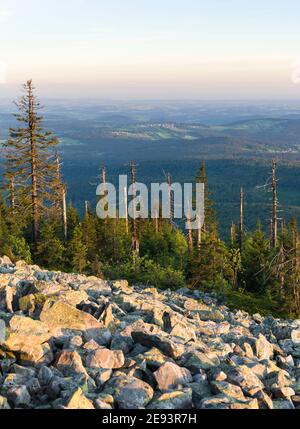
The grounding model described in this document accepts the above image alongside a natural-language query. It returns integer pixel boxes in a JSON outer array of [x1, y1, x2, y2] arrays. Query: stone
[[83, 327, 112, 346], [199, 394, 259, 409], [0, 286, 14, 312], [7, 385, 31, 407], [55, 350, 87, 377], [196, 309, 224, 323], [182, 350, 220, 372], [3, 317, 53, 367], [253, 390, 273, 409], [139, 347, 172, 369], [2, 258, 300, 410], [98, 304, 114, 327], [67, 335, 83, 349], [37, 366, 53, 386], [169, 322, 196, 342], [291, 329, 300, 344], [110, 376, 154, 409], [210, 381, 246, 401], [40, 300, 101, 330], [214, 371, 227, 381], [26, 377, 41, 395], [0, 395, 10, 409], [148, 388, 193, 409], [111, 280, 132, 294], [273, 387, 295, 399], [83, 339, 101, 351], [89, 368, 112, 387], [273, 399, 295, 409], [59, 290, 89, 307], [3, 315, 52, 353], [189, 382, 212, 407], [66, 388, 94, 409], [86, 348, 125, 369], [94, 399, 113, 409], [254, 334, 274, 360], [132, 331, 185, 359], [154, 362, 192, 391], [19, 294, 35, 313], [0, 319, 6, 342], [226, 365, 264, 396]]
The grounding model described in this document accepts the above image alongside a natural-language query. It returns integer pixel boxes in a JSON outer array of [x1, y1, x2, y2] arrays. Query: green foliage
[[104, 256, 185, 290], [4, 235, 32, 264], [35, 222, 65, 269], [241, 224, 276, 293], [66, 225, 88, 273], [221, 289, 284, 317]]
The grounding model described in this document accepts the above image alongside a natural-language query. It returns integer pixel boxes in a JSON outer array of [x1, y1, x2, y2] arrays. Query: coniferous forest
[[1, 81, 300, 319]]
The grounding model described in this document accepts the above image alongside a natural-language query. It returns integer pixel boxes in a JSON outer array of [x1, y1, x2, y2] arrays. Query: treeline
[[0, 81, 300, 318]]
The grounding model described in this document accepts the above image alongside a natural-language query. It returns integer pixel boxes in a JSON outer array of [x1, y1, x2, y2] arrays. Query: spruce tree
[[3, 80, 59, 243], [67, 225, 88, 273], [195, 161, 216, 232], [35, 222, 65, 269]]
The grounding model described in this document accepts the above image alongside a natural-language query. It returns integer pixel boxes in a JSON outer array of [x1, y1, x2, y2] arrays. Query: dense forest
[[1, 81, 300, 319]]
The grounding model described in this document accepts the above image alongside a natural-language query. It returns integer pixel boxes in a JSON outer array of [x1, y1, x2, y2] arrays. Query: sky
[[1, 0, 300, 99]]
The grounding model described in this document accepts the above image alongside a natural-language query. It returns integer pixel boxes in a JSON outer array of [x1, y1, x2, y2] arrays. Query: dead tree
[[85, 200, 89, 216], [272, 160, 278, 248], [130, 161, 139, 256], [239, 187, 244, 250], [62, 186, 67, 240], [124, 186, 129, 234], [186, 202, 193, 251], [197, 212, 202, 251], [167, 173, 172, 226], [55, 153, 62, 210]]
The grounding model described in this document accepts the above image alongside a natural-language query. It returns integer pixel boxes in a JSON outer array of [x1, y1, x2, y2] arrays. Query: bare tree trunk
[[62, 187, 67, 240], [168, 173, 172, 226], [101, 166, 106, 193], [28, 81, 38, 243], [186, 203, 193, 251], [239, 187, 244, 250], [55, 153, 61, 210], [272, 161, 278, 248], [124, 186, 129, 234], [131, 161, 139, 256], [269, 219, 273, 248], [85, 200, 89, 216], [197, 212, 202, 251]]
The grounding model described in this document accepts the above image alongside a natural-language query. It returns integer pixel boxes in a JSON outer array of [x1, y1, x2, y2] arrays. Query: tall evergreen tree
[[3, 80, 59, 243], [195, 161, 216, 233]]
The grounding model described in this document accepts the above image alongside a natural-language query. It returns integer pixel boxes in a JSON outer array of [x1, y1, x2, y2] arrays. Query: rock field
[[1, 256, 300, 409]]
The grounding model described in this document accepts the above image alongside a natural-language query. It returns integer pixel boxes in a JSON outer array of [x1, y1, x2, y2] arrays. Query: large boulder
[[40, 300, 101, 331], [65, 388, 94, 409], [154, 362, 192, 391], [148, 388, 193, 409], [132, 331, 185, 360], [86, 348, 125, 369], [106, 375, 154, 409], [55, 350, 88, 377], [1, 316, 53, 367]]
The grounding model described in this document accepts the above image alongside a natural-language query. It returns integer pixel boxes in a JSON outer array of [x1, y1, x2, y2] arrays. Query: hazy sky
[[1, 0, 300, 99]]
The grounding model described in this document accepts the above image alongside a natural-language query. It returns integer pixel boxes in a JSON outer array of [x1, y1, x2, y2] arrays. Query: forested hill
[[1, 87, 300, 321]]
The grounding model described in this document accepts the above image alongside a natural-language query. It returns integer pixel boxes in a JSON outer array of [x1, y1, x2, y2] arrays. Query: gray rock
[[154, 362, 192, 391], [7, 385, 31, 407], [148, 388, 193, 409]]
